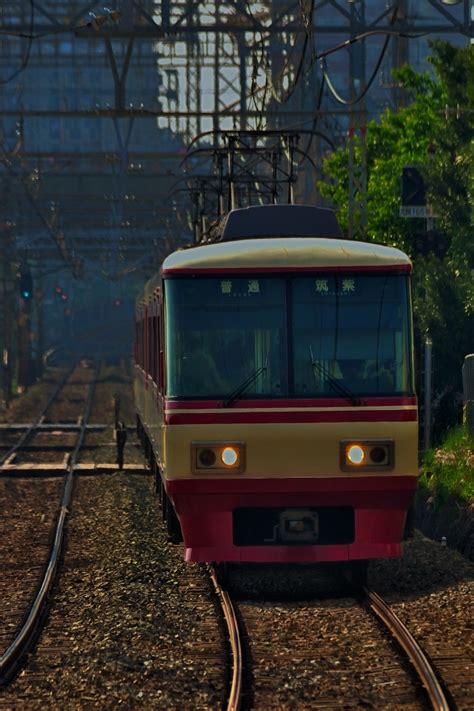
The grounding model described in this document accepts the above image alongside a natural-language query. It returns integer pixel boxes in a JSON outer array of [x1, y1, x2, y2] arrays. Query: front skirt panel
[[166, 475, 417, 563]]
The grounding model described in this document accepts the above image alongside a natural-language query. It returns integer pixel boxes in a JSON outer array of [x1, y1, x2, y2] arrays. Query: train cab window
[[165, 277, 288, 399], [291, 275, 413, 397], [164, 273, 413, 400]]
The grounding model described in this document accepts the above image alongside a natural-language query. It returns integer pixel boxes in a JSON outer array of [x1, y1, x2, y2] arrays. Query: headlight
[[192, 442, 245, 474], [346, 444, 365, 465], [221, 446, 239, 466], [340, 440, 394, 472]]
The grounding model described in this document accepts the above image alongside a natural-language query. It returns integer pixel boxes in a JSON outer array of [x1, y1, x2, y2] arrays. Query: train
[[134, 204, 418, 573]]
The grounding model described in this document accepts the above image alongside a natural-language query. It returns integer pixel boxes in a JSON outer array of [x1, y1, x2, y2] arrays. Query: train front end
[[158, 206, 418, 564]]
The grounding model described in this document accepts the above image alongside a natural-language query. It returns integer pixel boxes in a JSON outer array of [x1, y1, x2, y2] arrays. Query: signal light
[[54, 286, 68, 301], [19, 272, 33, 300], [401, 166, 426, 207]]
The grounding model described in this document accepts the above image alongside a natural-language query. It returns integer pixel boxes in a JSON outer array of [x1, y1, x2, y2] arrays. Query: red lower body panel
[[166, 476, 417, 563]]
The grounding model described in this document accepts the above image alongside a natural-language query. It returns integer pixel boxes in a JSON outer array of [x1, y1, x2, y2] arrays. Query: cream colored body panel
[[135, 370, 418, 479], [134, 369, 165, 466], [162, 420, 418, 480]]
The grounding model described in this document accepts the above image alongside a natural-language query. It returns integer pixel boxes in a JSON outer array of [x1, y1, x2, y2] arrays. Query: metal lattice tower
[[0, 0, 471, 267]]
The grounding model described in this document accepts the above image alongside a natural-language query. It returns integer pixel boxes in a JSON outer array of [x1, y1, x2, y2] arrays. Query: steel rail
[[208, 566, 243, 711], [364, 588, 450, 711], [0, 368, 98, 685], [0, 364, 75, 467]]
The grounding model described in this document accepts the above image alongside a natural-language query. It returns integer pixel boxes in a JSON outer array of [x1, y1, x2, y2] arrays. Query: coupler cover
[[278, 508, 319, 543]]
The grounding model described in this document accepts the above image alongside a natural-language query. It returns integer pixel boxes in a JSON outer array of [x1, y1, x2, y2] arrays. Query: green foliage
[[420, 426, 474, 504], [319, 42, 474, 434]]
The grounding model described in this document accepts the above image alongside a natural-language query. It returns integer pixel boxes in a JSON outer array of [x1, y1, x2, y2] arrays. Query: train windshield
[[165, 277, 288, 398], [292, 275, 413, 397], [165, 274, 413, 399]]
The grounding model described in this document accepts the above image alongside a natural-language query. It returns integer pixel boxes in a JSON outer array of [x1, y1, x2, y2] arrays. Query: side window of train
[[149, 314, 155, 379], [156, 316, 163, 387], [156, 315, 161, 386]]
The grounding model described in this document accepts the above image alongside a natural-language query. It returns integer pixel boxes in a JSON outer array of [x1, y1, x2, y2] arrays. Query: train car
[[134, 205, 418, 569]]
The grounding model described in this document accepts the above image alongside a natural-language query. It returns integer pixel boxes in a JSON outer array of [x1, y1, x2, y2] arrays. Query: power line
[[263, 0, 315, 106], [0, 1, 34, 85]]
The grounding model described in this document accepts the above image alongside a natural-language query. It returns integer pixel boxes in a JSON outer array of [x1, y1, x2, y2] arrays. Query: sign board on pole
[[400, 205, 437, 218]]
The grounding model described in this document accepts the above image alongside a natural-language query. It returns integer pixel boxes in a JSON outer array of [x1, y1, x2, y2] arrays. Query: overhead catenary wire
[[262, 0, 315, 106], [0, 1, 35, 85], [0, 9, 121, 40], [0, 145, 71, 266], [243, 0, 302, 125], [245, 0, 271, 130], [321, 29, 394, 107], [298, 73, 327, 165], [310, 2, 400, 108], [223, 24, 420, 122]]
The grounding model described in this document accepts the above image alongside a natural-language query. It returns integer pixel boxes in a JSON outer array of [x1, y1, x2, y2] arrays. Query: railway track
[[363, 587, 450, 711], [209, 566, 452, 711], [208, 566, 243, 711], [0, 366, 74, 467], [0, 364, 98, 685]]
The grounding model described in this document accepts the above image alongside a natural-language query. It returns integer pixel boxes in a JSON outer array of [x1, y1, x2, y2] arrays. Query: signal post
[[0, 222, 15, 408], [17, 268, 35, 392]]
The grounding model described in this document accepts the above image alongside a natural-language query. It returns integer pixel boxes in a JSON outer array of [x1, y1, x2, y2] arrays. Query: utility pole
[[348, 0, 367, 241], [35, 271, 45, 380], [392, 0, 409, 109]]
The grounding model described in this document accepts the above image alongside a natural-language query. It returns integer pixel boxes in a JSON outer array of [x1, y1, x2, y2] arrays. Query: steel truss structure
[[0, 0, 472, 269], [183, 129, 306, 241]]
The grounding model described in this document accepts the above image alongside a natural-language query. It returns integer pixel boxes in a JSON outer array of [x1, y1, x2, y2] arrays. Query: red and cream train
[[134, 205, 418, 567]]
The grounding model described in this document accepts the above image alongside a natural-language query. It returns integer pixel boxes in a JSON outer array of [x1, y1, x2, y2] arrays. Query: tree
[[319, 42, 474, 440]]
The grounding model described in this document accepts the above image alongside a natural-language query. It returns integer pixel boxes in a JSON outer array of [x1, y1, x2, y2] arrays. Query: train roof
[[161, 237, 412, 274], [138, 206, 411, 307]]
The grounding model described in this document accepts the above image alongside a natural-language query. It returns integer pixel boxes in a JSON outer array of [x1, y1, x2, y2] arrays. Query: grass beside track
[[420, 426, 474, 504]]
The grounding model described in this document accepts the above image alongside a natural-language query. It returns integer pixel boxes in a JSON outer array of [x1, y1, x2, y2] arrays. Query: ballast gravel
[[371, 535, 474, 710], [0, 471, 226, 710], [0, 368, 67, 424]]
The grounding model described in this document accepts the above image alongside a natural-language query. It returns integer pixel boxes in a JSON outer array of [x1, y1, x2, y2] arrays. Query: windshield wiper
[[223, 351, 269, 408], [309, 346, 362, 406]]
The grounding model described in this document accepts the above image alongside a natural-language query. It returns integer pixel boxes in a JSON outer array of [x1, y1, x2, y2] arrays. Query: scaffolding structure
[[0, 1, 471, 264]]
